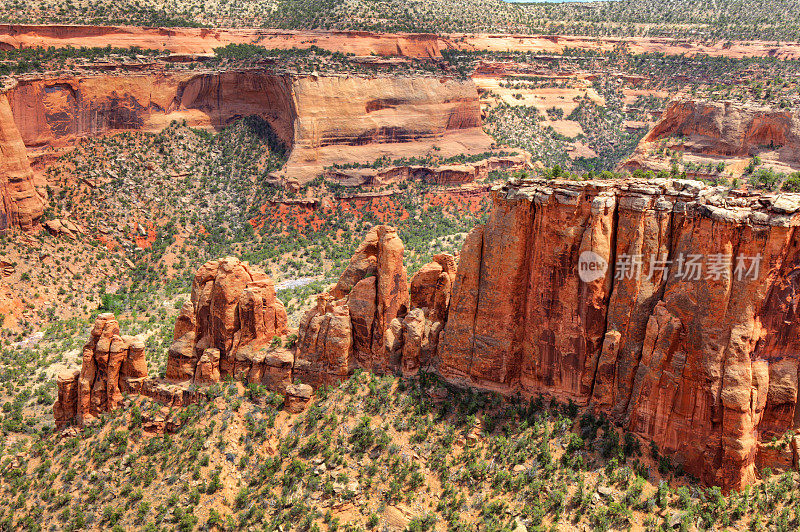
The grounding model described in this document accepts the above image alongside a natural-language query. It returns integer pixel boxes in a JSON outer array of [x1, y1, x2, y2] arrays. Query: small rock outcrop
[[166, 257, 290, 390], [284, 383, 313, 413], [53, 313, 148, 428], [53, 369, 80, 430], [296, 225, 410, 385], [399, 254, 457, 375]]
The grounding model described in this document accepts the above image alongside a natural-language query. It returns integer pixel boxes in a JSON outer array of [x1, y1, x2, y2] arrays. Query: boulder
[[284, 383, 313, 414]]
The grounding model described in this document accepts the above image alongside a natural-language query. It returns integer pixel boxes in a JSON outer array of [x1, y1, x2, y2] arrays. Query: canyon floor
[[4, 4, 800, 530]]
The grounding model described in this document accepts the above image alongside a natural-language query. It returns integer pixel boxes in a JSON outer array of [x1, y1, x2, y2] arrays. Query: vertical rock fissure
[[589, 191, 621, 402], [466, 225, 486, 382], [514, 198, 537, 388], [712, 221, 746, 487], [620, 205, 676, 419]]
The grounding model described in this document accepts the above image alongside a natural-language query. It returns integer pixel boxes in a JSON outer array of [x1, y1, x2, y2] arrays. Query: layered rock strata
[[624, 98, 800, 176], [437, 177, 800, 490], [166, 257, 290, 390], [53, 313, 148, 428], [324, 155, 527, 187], [0, 26, 443, 59], [7, 71, 488, 184]]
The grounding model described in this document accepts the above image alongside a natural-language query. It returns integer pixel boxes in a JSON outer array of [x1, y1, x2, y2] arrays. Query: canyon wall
[[642, 99, 800, 158], [6, 71, 297, 148], [3, 69, 489, 186], [0, 25, 443, 58], [291, 76, 481, 148], [625, 98, 800, 175], [284, 76, 486, 182], [444, 34, 800, 60], [0, 92, 44, 230], [436, 178, 800, 491], [3, 25, 798, 61]]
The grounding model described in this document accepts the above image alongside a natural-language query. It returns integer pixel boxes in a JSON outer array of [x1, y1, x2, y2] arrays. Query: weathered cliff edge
[[3, 25, 798, 61], [438, 177, 800, 491], [624, 98, 800, 176], [297, 178, 800, 491]]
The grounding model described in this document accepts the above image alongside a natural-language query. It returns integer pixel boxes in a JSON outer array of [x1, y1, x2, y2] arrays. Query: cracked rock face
[[166, 257, 289, 388], [296, 225, 410, 386], [437, 177, 800, 490], [0, 93, 44, 231], [53, 313, 148, 428]]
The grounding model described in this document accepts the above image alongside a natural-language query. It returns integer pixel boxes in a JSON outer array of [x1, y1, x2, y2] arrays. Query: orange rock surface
[[0, 25, 443, 58], [624, 98, 800, 177], [7, 71, 296, 149], [53, 313, 148, 428], [0, 92, 44, 230], [6, 70, 489, 184], [166, 257, 289, 388], [296, 225, 410, 385], [3, 25, 797, 61], [444, 33, 800, 60], [436, 177, 800, 490]]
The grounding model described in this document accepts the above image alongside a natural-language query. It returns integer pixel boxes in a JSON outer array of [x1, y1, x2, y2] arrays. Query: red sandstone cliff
[[645, 99, 800, 156], [0, 25, 443, 58], [624, 98, 800, 175], [7, 71, 297, 148], [287, 178, 800, 490], [0, 91, 44, 230], [6, 70, 489, 184], [283, 76, 487, 182], [434, 178, 800, 491]]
